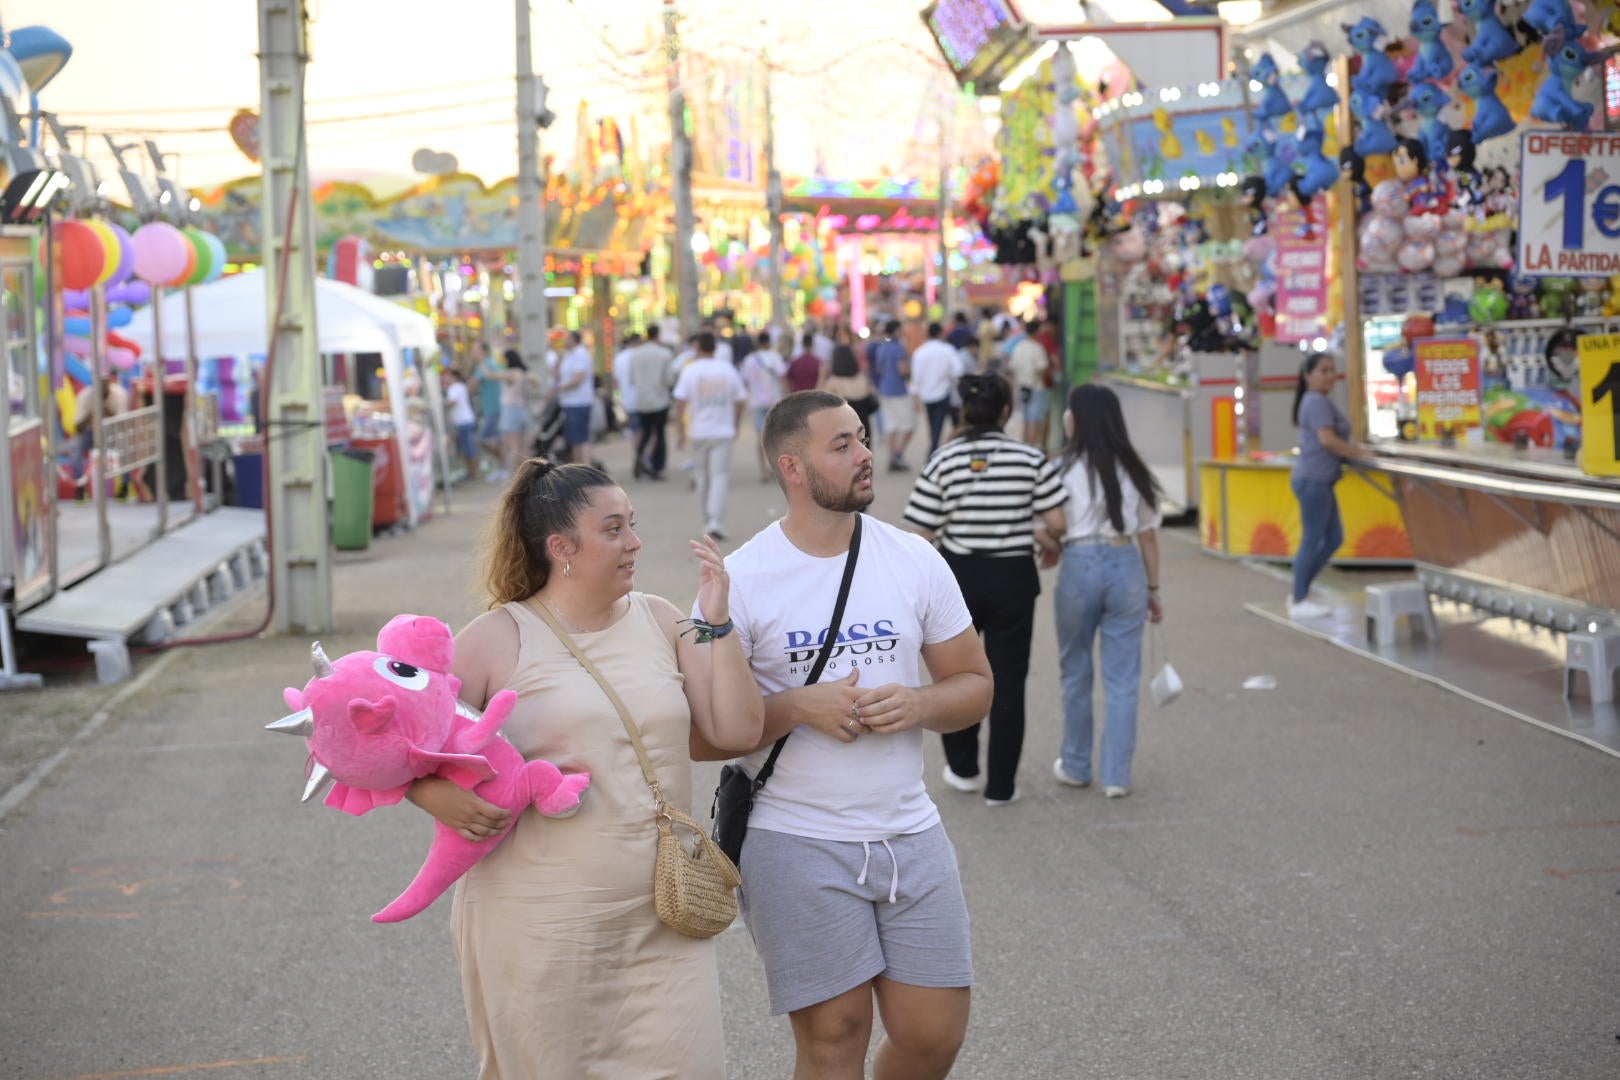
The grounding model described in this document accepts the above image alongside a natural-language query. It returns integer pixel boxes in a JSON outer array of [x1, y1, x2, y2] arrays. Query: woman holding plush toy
[[407, 458, 763, 1078]]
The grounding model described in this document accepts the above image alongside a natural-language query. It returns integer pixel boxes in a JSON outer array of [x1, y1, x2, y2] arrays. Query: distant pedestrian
[[1288, 351, 1372, 620], [945, 311, 975, 351], [785, 331, 823, 394], [740, 329, 788, 481], [910, 321, 959, 456], [1006, 319, 1053, 449], [612, 331, 641, 440], [495, 349, 539, 480], [444, 368, 479, 480], [905, 372, 1066, 805], [628, 326, 676, 478], [472, 340, 504, 455], [672, 331, 748, 539], [557, 331, 600, 469], [1049, 385, 1164, 799], [869, 319, 915, 472], [821, 329, 879, 437]]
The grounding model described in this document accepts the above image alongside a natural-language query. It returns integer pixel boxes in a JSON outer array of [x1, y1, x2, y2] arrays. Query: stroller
[[529, 398, 569, 461]]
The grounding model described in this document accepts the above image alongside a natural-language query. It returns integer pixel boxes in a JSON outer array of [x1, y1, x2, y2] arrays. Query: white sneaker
[[941, 765, 984, 793], [1051, 758, 1090, 788], [1288, 598, 1332, 620], [1103, 785, 1130, 799], [984, 789, 1021, 807]]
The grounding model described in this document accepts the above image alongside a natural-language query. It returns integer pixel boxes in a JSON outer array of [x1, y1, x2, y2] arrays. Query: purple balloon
[[105, 223, 137, 288], [107, 280, 151, 306], [62, 288, 90, 309]]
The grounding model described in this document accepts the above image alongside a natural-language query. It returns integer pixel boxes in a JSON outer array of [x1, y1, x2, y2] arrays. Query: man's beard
[[806, 461, 874, 513]]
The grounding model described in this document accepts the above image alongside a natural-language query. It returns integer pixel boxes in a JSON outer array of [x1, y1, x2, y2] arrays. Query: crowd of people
[[414, 302, 1191, 1077]]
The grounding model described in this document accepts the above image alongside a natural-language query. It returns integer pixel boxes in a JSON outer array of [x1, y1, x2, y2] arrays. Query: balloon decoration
[[51, 219, 105, 291], [183, 228, 216, 285], [131, 221, 191, 285]]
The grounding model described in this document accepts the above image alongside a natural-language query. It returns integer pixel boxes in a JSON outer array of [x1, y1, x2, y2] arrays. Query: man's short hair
[[644, 324, 660, 341], [695, 331, 717, 354], [926, 321, 943, 338], [884, 319, 900, 335], [763, 391, 847, 475]]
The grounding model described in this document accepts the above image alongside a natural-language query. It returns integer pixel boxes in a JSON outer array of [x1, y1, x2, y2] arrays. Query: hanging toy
[[1350, 89, 1400, 156], [1295, 118, 1341, 199], [1344, 17, 1400, 97], [1407, 81, 1454, 169], [1457, 64, 1515, 142], [1341, 148, 1372, 215], [1445, 130, 1482, 208], [1251, 53, 1295, 126], [1394, 137, 1449, 216], [1295, 41, 1340, 121], [1522, 0, 1585, 42], [1358, 180, 1408, 273], [1531, 28, 1600, 130], [1409, 0, 1456, 83], [1458, 0, 1524, 65]]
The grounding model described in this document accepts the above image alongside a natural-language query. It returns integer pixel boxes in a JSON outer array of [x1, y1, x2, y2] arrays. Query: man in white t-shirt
[[671, 331, 747, 539], [694, 389, 992, 1078], [739, 330, 788, 481], [909, 320, 961, 457], [442, 368, 479, 479], [556, 331, 599, 468]]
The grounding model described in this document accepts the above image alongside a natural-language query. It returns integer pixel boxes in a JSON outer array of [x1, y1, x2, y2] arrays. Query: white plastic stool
[[1564, 631, 1620, 704], [1365, 582, 1439, 647], [87, 639, 131, 685]]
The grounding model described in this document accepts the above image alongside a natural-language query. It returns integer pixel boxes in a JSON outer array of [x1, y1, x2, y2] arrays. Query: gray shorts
[[739, 823, 973, 1015]]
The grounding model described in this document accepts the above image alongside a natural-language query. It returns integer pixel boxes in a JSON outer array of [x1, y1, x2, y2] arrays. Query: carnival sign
[[1413, 337, 1482, 439], [1577, 333, 1620, 476], [1518, 131, 1620, 277], [923, 0, 1028, 88], [1272, 198, 1329, 345]]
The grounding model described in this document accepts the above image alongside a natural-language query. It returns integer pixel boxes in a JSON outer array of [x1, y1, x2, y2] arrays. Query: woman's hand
[[1148, 592, 1165, 624], [1038, 547, 1059, 570], [690, 535, 730, 625], [407, 777, 511, 843]]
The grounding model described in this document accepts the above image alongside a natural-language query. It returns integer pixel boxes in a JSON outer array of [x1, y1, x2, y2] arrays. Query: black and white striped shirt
[[903, 432, 1065, 556]]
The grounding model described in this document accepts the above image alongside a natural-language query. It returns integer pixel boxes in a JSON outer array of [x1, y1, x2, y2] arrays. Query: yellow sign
[[1577, 334, 1620, 477]]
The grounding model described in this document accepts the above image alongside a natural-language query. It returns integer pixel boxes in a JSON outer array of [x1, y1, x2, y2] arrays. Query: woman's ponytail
[[479, 458, 614, 608]]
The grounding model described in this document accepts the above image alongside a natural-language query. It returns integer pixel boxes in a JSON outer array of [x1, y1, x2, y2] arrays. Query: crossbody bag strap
[[528, 598, 665, 804], [752, 512, 864, 792]]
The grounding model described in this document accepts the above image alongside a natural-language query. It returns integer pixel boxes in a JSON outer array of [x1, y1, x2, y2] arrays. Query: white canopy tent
[[126, 269, 448, 528]]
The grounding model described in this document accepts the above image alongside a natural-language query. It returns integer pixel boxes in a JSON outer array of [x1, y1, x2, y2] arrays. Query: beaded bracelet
[[679, 618, 735, 644]]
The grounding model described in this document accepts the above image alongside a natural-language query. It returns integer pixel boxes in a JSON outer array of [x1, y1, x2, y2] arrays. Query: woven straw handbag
[[531, 598, 740, 938]]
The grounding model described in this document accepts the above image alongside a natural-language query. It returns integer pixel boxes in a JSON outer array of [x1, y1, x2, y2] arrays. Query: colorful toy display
[[1457, 0, 1523, 65], [267, 616, 591, 923], [1345, 18, 1400, 96], [1456, 64, 1515, 143], [1530, 29, 1599, 130], [1409, 0, 1455, 83]]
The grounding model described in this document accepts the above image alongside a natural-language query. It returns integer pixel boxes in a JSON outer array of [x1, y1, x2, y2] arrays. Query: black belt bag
[[711, 514, 863, 867]]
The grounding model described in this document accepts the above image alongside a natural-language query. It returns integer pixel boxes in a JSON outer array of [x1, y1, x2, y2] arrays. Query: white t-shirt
[[1060, 458, 1163, 539], [910, 339, 960, 403], [740, 348, 786, 409], [445, 381, 475, 425], [672, 356, 746, 441], [719, 515, 974, 841], [557, 346, 595, 407], [612, 348, 637, 414]]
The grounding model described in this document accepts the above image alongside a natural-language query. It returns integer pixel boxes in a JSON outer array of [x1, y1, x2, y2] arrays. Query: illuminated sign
[[922, 0, 1029, 88]]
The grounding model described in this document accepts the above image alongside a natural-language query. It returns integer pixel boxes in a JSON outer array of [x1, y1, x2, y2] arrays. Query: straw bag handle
[[529, 598, 668, 809]]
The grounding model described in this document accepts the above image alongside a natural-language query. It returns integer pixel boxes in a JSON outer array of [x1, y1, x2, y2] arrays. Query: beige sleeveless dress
[[450, 592, 725, 1079]]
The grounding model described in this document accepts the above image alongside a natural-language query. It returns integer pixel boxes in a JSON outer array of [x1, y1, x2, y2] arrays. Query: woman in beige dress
[[407, 458, 763, 1079]]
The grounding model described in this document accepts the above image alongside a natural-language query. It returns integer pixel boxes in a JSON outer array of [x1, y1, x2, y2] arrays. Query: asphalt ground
[[2, 422, 1617, 1080]]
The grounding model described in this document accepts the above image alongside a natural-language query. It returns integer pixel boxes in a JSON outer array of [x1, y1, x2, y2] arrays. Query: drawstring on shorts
[[856, 839, 900, 904]]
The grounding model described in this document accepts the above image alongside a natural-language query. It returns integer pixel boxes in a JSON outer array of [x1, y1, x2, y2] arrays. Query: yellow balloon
[[82, 220, 122, 287], [56, 384, 78, 436]]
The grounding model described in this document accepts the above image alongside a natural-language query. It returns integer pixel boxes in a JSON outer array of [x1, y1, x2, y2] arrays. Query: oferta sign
[[922, 0, 1029, 88]]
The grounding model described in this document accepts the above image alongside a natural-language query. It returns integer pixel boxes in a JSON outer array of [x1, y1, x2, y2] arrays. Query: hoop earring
[[564, 562, 572, 578]]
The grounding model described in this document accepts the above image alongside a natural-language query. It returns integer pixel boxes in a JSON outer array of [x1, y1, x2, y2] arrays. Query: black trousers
[[939, 551, 1039, 801], [925, 397, 954, 456], [635, 408, 669, 474]]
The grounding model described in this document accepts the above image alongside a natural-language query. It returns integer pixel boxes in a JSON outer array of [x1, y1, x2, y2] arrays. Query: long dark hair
[[954, 372, 1011, 436], [830, 343, 861, 377], [1292, 352, 1332, 426], [482, 458, 614, 606], [1061, 384, 1160, 533]]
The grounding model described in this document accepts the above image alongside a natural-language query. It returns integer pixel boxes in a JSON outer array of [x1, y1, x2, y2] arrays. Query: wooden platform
[[18, 507, 266, 644]]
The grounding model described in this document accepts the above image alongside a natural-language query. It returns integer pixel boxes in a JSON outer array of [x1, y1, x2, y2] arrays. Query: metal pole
[[151, 283, 167, 536], [1333, 55, 1366, 440], [664, 0, 700, 336], [515, 0, 550, 373], [937, 89, 953, 324], [89, 283, 109, 567], [765, 54, 785, 337], [259, 0, 333, 634], [184, 285, 203, 513]]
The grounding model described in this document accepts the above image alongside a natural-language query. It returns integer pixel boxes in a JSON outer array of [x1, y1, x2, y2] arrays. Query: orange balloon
[[167, 238, 197, 287]]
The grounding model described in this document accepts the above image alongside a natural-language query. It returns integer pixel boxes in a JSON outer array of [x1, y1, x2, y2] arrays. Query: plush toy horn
[[311, 641, 334, 679], [302, 761, 335, 802], [265, 707, 315, 736]]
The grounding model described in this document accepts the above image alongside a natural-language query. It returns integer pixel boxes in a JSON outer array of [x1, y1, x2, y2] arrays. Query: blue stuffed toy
[[1531, 29, 1598, 130], [1295, 41, 1340, 119], [1457, 64, 1516, 142], [1251, 53, 1294, 126], [1458, 0, 1523, 65], [1522, 0, 1585, 41], [1350, 89, 1400, 156], [1295, 118, 1341, 198], [1345, 17, 1400, 96], [1407, 80, 1454, 169], [1410, 0, 1455, 83]]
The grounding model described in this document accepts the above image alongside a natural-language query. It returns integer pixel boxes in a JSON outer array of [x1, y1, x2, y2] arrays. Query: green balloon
[[182, 227, 215, 286]]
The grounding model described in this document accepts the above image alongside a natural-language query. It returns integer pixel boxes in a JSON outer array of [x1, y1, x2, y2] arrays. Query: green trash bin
[[331, 448, 376, 551]]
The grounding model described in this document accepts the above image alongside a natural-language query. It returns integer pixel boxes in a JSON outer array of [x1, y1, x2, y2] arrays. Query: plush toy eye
[[373, 656, 430, 691]]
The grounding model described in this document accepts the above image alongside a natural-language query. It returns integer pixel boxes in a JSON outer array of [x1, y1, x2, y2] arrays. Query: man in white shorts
[[694, 390, 992, 1079], [869, 319, 915, 473]]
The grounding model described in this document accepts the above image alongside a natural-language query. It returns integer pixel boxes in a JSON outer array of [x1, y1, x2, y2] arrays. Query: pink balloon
[[64, 334, 91, 358], [131, 222, 190, 285], [107, 347, 138, 370]]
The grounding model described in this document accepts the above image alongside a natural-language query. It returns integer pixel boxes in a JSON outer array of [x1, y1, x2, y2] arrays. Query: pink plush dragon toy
[[267, 614, 589, 923]]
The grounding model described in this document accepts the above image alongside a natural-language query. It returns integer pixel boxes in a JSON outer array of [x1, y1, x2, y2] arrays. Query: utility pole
[[258, 0, 332, 633], [937, 88, 954, 324], [515, 0, 555, 373], [764, 51, 785, 339], [664, 0, 700, 336]]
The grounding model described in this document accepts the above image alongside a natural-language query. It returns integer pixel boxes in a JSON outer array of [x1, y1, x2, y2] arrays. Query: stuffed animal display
[[268, 614, 591, 922]]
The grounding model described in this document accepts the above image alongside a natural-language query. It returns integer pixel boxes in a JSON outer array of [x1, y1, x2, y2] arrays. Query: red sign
[[323, 386, 349, 448], [1272, 198, 1330, 345], [1414, 337, 1482, 438]]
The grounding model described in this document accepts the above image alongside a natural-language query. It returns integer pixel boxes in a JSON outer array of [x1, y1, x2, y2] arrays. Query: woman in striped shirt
[[903, 373, 1067, 806]]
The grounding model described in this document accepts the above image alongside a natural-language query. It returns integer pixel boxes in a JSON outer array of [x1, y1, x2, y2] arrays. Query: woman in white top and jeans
[[1042, 385, 1164, 798]]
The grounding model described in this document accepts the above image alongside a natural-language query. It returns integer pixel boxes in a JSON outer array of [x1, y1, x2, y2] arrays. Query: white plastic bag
[[1147, 626, 1183, 707]]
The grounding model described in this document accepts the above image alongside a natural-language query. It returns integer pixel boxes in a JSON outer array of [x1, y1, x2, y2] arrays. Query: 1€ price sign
[[1519, 133, 1620, 277], [1576, 334, 1620, 476]]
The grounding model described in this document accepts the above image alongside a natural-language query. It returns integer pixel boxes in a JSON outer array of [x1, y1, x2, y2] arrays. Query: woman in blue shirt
[[1289, 353, 1372, 619]]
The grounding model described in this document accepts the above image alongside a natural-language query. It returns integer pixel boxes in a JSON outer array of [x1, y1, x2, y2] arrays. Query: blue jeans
[[1290, 474, 1343, 603], [1055, 544, 1147, 788]]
